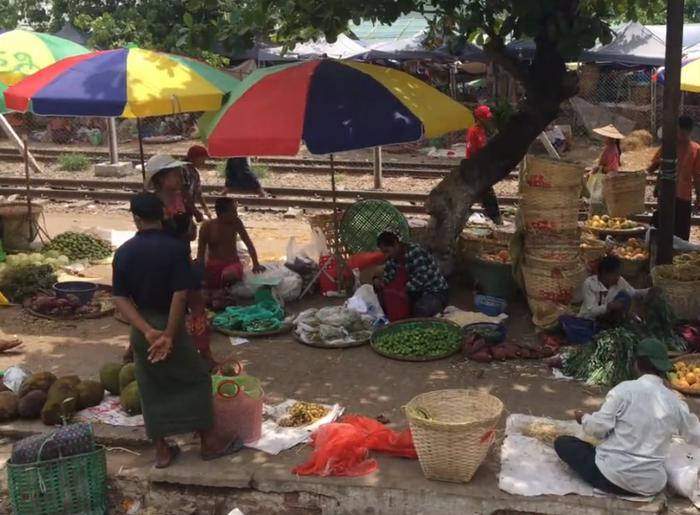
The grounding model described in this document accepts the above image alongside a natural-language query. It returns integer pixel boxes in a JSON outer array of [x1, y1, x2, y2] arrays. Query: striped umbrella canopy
[[4, 47, 239, 118], [0, 29, 89, 112], [200, 59, 474, 156], [653, 57, 700, 92]]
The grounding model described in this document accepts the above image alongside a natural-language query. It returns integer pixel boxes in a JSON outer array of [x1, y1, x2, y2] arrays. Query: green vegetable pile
[[373, 324, 461, 358], [643, 289, 687, 352], [562, 328, 637, 386], [44, 232, 112, 262], [0, 264, 57, 302]]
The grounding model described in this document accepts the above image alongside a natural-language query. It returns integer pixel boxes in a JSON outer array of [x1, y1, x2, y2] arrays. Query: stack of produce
[[0, 263, 57, 303], [668, 361, 700, 391], [372, 323, 461, 359], [673, 252, 700, 267], [586, 215, 641, 232], [44, 231, 112, 262], [0, 371, 104, 425], [100, 362, 141, 415], [520, 157, 586, 327]]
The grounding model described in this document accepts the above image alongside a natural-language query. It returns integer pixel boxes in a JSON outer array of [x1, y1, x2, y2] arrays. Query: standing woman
[[593, 124, 624, 175], [145, 154, 216, 369]]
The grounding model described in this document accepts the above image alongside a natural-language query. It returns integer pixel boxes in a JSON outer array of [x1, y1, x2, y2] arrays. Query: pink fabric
[[599, 145, 620, 174]]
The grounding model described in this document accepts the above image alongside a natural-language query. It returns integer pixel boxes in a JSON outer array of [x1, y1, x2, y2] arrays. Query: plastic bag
[[346, 284, 385, 320], [586, 170, 604, 206], [666, 442, 700, 507], [316, 306, 361, 328], [230, 263, 302, 302], [291, 415, 416, 477], [3, 365, 30, 393]]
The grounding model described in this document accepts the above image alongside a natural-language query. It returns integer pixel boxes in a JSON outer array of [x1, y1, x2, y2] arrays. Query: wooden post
[[0, 114, 41, 173], [108, 117, 119, 164], [373, 146, 383, 189], [656, 0, 685, 265]]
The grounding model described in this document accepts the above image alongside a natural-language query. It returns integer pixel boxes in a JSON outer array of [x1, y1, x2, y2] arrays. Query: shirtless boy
[[197, 198, 264, 292]]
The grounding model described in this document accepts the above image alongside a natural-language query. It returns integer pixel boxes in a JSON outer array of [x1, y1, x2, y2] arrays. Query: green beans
[[374, 325, 460, 358]]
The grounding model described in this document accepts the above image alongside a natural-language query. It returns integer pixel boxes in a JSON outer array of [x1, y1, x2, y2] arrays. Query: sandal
[[202, 438, 244, 461], [155, 445, 181, 469]]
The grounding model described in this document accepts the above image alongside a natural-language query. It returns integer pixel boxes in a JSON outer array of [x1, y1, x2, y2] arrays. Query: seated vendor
[[555, 337, 700, 496], [576, 255, 647, 324], [197, 198, 264, 293], [374, 231, 449, 320]]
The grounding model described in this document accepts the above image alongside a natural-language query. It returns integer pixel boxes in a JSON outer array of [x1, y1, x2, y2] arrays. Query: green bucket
[[468, 258, 519, 300], [8, 447, 107, 515]]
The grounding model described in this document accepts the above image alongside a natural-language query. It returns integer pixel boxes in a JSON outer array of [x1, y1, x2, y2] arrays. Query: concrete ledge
[[94, 161, 134, 178]]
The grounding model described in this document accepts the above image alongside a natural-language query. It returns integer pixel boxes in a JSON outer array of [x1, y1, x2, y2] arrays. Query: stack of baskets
[[520, 157, 587, 327], [651, 265, 700, 320]]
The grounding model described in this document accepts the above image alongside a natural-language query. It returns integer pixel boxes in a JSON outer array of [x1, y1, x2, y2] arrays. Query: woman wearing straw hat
[[587, 124, 625, 216]]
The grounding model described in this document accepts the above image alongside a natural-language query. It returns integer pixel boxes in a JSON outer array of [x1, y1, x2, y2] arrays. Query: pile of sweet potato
[[463, 333, 557, 363]]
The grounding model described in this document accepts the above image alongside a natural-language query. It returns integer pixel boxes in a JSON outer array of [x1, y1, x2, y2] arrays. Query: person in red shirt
[[466, 105, 501, 224], [593, 125, 624, 175], [648, 116, 700, 241]]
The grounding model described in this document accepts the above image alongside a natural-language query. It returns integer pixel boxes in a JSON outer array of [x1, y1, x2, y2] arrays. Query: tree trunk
[[424, 46, 577, 272]]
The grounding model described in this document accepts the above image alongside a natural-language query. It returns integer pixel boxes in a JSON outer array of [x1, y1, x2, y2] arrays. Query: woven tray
[[584, 223, 647, 238], [26, 302, 114, 321], [669, 355, 700, 396], [371, 318, 462, 362], [215, 322, 293, 338], [340, 199, 410, 255], [293, 331, 369, 349]]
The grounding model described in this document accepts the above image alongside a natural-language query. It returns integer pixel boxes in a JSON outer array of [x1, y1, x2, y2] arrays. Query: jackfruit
[[120, 381, 142, 416], [0, 391, 18, 421], [41, 377, 79, 426], [76, 380, 104, 410], [18, 390, 47, 419], [118, 363, 136, 392], [18, 371, 57, 398], [100, 363, 124, 395]]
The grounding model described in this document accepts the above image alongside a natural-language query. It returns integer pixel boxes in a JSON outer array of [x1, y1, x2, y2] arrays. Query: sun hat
[[144, 154, 188, 189], [593, 124, 625, 140], [474, 105, 493, 121], [187, 145, 209, 161], [636, 337, 673, 373]]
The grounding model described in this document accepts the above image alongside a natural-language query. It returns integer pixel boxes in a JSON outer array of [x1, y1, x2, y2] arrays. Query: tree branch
[[482, 37, 529, 84]]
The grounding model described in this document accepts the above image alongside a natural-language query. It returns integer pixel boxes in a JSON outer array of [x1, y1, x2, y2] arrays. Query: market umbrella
[[200, 59, 473, 292], [652, 57, 700, 92], [0, 29, 89, 112], [4, 46, 239, 176]]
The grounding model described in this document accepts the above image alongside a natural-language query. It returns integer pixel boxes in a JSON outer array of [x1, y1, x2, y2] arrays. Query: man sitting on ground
[[197, 198, 264, 295], [555, 337, 700, 496]]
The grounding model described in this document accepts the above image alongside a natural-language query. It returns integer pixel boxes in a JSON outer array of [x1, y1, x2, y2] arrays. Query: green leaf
[[183, 12, 194, 27]]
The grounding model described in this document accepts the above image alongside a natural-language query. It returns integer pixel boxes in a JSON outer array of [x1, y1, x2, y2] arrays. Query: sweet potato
[[501, 343, 521, 360], [490, 345, 508, 361], [470, 351, 493, 363], [518, 347, 532, 359], [468, 337, 488, 357]]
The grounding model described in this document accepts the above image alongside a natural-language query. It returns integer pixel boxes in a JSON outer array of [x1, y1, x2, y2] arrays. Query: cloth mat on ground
[[246, 399, 343, 455], [76, 395, 144, 427], [500, 414, 655, 502]]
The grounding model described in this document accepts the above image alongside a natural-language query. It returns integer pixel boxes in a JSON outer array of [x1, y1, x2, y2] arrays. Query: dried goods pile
[[278, 402, 329, 427], [44, 231, 112, 262]]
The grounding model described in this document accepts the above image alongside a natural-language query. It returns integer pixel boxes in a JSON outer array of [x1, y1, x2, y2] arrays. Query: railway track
[[0, 175, 685, 225]]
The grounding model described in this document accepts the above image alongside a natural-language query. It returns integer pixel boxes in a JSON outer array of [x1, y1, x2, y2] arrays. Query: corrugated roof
[[351, 13, 429, 43]]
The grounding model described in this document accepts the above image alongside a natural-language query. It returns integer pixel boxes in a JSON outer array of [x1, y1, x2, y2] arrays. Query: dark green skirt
[[131, 312, 213, 440]]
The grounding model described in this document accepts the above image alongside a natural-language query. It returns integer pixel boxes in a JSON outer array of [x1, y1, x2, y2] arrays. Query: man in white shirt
[[555, 338, 700, 496], [577, 255, 647, 321]]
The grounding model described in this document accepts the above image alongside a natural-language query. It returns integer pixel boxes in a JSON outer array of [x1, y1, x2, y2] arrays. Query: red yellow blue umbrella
[[201, 59, 474, 156]]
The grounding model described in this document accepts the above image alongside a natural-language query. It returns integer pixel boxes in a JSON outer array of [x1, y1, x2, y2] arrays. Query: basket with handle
[[211, 376, 264, 444], [8, 442, 106, 515], [405, 389, 503, 483], [308, 211, 346, 257], [603, 171, 646, 217], [522, 264, 586, 305], [522, 156, 585, 189]]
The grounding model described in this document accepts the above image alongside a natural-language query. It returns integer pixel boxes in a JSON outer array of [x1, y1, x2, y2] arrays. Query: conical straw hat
[[593, 124, 625, 140]]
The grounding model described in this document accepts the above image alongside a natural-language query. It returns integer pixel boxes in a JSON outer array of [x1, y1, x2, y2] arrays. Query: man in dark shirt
[[113, 192, 241, 468]]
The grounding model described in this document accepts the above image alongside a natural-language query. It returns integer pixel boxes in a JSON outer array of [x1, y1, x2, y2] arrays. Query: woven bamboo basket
[[308, 212, 346, 256], [405, 389, 503, 483], [520, 203, 580, 233], [651, 265, 700, 320], [524, 252, 582, 270], [522, 264, 586, 305], [669, 355, 700, 396], [527, 296, 571, 328], [580, 239, 606, 272], [603, 171, 646, 217], [520, 184, 582, 208], [523, 156, 585, 190], [458, 234, 508, 262]]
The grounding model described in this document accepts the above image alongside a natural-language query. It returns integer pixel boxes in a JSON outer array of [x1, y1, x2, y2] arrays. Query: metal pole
[[107, 117, 119, 164], [23, 137, 32, 241], [656, 0, 685, 265], [136, 118, 146, 186], [373, 146, 383, 189]]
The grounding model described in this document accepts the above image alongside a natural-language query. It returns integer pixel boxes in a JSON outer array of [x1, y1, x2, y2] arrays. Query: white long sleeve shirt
[[577, 275, 646, 320], [582, 375, 700, 495]]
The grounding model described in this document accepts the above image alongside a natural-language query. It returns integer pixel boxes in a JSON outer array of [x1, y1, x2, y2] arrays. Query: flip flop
[[155, 445, 181, 469], [202, 438, 244, 461]]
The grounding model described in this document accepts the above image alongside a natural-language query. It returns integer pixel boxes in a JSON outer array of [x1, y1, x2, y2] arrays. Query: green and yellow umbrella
[[0, 29, 89, 112]]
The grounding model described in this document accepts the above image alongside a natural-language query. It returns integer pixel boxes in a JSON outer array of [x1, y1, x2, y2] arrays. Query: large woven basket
[[520, 203, 580, 233], [522, 264, 586, 304], [580, 239, 606, 272], [308, 211, 346, 256], [524, 251, 582, 270], [527, 296, 571, 328], [520, 185, 582, 209], [458, 234, 508, 262], [340, 199, 410, 255], [603, 171, 646, 217], [405, 389, 503, 483], [651, 265, 700, 320], [523, 156, 585, 189]]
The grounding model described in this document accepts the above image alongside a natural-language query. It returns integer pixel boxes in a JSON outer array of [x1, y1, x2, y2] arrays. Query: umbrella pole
[[24, 136, 31, 242], [137, 118, 146, 187], [329, 154, 346, 293]]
